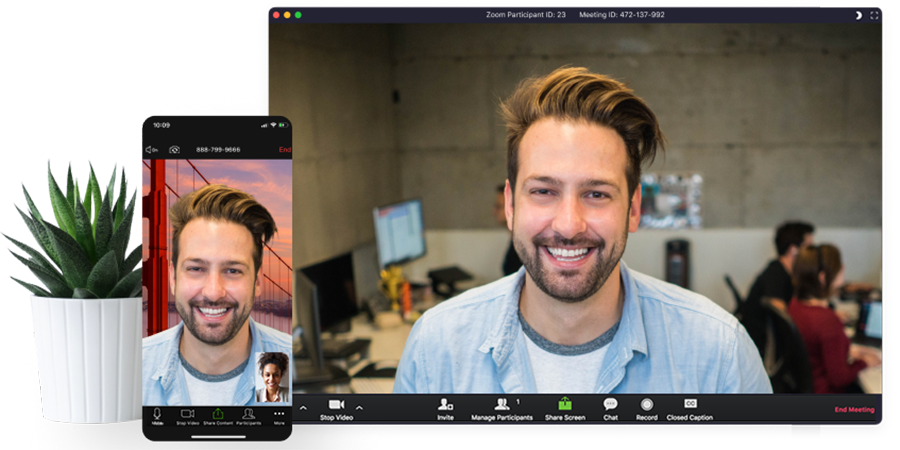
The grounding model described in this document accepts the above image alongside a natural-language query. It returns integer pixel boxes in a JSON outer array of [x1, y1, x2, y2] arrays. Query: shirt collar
[[156, 317, 261, 390], [478, 261, 649, 365], [615, 261, 649, 359]]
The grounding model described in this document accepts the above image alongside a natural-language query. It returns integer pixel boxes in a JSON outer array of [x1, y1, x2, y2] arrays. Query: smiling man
[[143, 184, 292, 406], [394, 67, 770, 394]]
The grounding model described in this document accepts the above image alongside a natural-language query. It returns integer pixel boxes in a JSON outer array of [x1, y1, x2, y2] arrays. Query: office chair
[[760, 298, 813, 393], [724, 275, 744, 319]]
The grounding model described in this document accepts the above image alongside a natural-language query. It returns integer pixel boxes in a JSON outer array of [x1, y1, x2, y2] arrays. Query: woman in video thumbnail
[[788, 245, 880, 393], [256, 352, 290, 402]]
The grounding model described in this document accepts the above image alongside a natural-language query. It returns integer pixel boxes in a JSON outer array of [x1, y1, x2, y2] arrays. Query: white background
[[0, 0, 898, 449], [0, 0, 263, 449]]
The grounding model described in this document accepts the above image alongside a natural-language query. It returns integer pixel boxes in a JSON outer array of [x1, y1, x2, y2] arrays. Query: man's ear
[[504, 179, 514, 232], [255, 268, 263, 297], [168, 260, 176, 295], [788, 244, 799, 258], [628, 184, 642, 233]]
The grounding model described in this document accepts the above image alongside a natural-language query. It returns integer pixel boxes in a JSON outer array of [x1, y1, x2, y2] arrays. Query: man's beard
[[176, 297, 253, 346], [513, 220, 628, 303]]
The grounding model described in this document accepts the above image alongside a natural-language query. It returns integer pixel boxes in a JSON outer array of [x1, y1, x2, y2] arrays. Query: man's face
[[170, 218, 260, 346], [507, 118, 640, 303], [801, 233, 814, 249]]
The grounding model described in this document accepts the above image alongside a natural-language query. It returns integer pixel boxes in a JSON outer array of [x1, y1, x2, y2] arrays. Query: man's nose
[[201, 271, 226, 300], [551, 195, 587, 239]]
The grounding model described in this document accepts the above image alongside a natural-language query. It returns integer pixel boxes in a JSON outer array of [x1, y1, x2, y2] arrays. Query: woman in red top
[[788, 245, 880, 393]]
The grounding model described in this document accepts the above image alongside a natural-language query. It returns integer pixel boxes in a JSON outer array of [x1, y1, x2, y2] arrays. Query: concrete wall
[[403, 228, 882, 312], [393, 23, 882, 229], [270, 24, 401, 267]]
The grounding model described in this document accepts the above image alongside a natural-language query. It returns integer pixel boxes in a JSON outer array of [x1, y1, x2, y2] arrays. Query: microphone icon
[[153, 407, 161, 420]]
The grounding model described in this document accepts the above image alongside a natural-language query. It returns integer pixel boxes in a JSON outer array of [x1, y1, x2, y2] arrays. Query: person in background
[[741, 221, 814, 356], [788, 244, 881, 393], [494, 184, 523, 276]]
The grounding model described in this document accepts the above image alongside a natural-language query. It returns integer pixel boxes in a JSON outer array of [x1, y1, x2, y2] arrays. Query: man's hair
[[258, 352, 289, 375], [774, 221, 815, 256], [169, 184, 277, 274], [500, 66, 665, 197], [496, 184, 505, 194], [793, 244, 841, 300]]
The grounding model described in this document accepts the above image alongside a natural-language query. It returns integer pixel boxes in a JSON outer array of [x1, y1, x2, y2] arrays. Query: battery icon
[[279, 123, 289, 128]]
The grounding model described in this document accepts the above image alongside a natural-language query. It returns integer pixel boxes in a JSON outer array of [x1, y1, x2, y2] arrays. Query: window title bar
[[269, 8, 881, 24]]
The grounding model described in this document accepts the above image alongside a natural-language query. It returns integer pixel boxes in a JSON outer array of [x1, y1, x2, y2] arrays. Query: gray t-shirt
[[179, 350, 248, 405], [519, 309, 619, 393]]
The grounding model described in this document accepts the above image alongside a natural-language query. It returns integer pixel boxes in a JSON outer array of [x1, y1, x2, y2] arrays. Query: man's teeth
[[547, 247, 589, 259], [199, 307, 228, 316]]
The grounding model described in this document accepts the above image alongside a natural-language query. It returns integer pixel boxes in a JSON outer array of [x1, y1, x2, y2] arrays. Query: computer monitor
[[858, 301, 883, 341], [373, 198, 426, 269], [300, 252, 359, 333], [292, 269, 329, 383]]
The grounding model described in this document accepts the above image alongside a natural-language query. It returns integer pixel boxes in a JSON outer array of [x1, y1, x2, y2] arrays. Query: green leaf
[[48, 162, 76, 237], [105, 165, 116, 213], [40, 219, 92, 288], [3, 232, 63, 279], [73, 288, 99, 299], [107, 192, 136, 269], [121, 245, 142, 274], [129, 280, 143, 298], [114, 167, 127, 231], [107, 268, 142, 298], [86, 250, 118, 298], [23, 185, 43, 222], [94, 190, 114, 258], [9, 251, 73, 298], [74, 196, 96, 263], [15, 206, 60, 267], [12, 277, 52, 297], [83, 181, 92, 228], [87, 164, 102, 235], [66, 164, 75, 211]]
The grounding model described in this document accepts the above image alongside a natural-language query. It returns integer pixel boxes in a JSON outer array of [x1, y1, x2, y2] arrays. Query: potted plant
[[6, 163, 142, 423]]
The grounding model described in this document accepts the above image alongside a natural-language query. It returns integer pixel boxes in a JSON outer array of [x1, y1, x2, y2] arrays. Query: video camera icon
[[180, 409, 194, 418], [329, 399, 345, 410]]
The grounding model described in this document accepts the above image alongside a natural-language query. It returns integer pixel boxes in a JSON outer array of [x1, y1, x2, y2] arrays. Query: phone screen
[[141, 117, 292, 441]]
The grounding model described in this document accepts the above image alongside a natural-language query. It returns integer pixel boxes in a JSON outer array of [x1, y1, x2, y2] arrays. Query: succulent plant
[[6, 163, 142, 299]]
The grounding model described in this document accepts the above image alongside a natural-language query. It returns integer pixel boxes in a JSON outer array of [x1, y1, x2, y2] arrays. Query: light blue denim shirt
[[394, 262, 771, 394], [143, 317, 292, 406]]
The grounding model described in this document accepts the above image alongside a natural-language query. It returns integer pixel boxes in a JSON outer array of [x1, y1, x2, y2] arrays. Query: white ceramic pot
[[31, 295, 142, 423]]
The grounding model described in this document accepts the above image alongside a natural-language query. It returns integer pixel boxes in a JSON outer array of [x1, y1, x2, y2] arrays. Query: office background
[[272, 23, 881, 307]]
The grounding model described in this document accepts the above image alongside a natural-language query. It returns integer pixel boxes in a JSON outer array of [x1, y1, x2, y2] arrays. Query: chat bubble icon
[[603, 398, 618, 411]]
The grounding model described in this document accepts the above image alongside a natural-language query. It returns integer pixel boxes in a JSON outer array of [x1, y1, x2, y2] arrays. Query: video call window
[[273, 8, 882, 425], [142, 117, 292, 441]]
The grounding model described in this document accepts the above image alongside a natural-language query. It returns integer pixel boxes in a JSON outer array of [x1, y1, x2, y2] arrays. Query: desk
[[340, 314, 413, 363], [853, 345, 882, 394], [337, 314, 413, 393], [845, 328, 882, 394]]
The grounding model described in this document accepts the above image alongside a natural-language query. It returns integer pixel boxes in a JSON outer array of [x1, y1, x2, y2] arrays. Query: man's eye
[[225, 269, 243, 275], [587, 191, 609, 199], [186, 266, 203, 272], [532, 189, 551, 195]]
